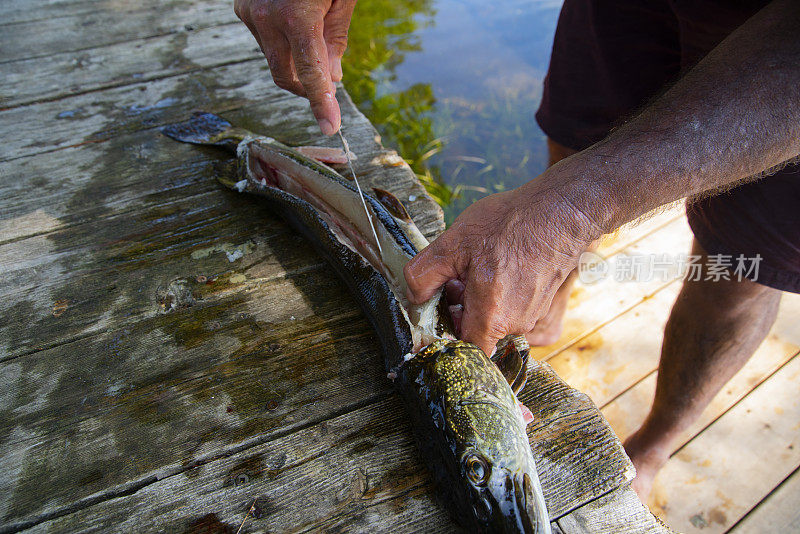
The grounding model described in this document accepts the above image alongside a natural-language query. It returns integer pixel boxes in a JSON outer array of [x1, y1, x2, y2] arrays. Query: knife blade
[[338, 129, 384, 257]]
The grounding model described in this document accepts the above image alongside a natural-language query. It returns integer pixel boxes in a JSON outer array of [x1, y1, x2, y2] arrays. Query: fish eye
[[463, 453, 490, 486]]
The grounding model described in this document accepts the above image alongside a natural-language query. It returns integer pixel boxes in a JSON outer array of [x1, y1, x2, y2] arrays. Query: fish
[[403, 340, 550, 533], [161, 112, 551, 533]]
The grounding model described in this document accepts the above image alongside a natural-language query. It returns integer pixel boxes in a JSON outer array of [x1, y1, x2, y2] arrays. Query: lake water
[[342, 0, 563, 223]]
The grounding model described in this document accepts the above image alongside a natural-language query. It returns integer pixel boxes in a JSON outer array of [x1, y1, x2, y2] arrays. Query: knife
[[338, 129, 384, 257]]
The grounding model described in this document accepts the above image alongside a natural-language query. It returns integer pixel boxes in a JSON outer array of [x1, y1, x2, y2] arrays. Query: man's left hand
[[404, 175, 602, 357]]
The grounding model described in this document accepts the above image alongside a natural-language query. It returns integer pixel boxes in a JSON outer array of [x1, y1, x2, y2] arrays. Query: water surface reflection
[[343, 0, 563, 222]]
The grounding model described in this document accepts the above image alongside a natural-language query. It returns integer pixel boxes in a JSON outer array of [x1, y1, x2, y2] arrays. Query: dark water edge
[[342, 0, 563, 224]]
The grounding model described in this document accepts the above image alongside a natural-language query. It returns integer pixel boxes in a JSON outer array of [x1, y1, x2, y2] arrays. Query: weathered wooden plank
[[3, 397, 458, 533], [0, 0, 96, 25], [601, 293, 800, 439], [0, 0, 162, 25], [3, 355, 630, 532], [646, 353, 800, 533], [0, 61, 292, 162], [519, 360, 635, 519], [0, 134, 225, 243], [0, 187, 328, 359], [530, 214, 692, 364], [0, 285, 394, 528], [0, 0, 237, 64], [546, 283, 681, 408], [557, 485, 670, 534], [728, 464, 800, 534], [1, 22, 258, 108], [0, 105, 440, 247]]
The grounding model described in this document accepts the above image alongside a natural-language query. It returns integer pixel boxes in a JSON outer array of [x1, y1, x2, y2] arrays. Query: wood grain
[[1, 22, 258, 108], [0, 0, 237, 63], [0, 0, 675, 531], [601, 293, 800, 440], [2, 357, 635, 532], [2, 346, 632, 531], [557, 485, 670, 534], [646, 353, 800, 533], [728, 465, 800, 534]]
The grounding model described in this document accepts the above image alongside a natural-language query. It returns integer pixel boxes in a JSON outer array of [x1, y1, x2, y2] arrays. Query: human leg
[[624, 239, 782, 498]]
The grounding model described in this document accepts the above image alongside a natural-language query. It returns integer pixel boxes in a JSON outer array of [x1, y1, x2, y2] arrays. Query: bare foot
[[526, 271, 576, 346], [623, 428, 672, 501]]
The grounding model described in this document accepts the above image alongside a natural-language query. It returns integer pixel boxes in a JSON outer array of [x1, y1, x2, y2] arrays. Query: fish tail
[[160, 111, 249, 149]]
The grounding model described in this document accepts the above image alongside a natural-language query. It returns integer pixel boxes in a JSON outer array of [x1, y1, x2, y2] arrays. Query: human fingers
[[254, 21, 306, 95], [235, 1, 268, 60], [287, 17, 341, 134], [323, 0, 356, 81], [459, 277, 507, 358], [404, 236, 462, 305]]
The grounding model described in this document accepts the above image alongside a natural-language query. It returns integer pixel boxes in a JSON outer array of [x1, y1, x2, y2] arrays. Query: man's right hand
[[234, 0, 357, 136]]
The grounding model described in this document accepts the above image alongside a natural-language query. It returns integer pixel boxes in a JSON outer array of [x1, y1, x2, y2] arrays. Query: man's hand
[[404, 177, 603, 357], [234, 0, 357, 135]]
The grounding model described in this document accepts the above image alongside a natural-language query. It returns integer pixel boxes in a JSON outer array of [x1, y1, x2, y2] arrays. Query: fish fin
[[509, 338, 530, 394], [509, 361, 528, 396], [372, 188, 412, 222], [492, 342, 523, 389], [518, 402, 534, 426], [161, 111, 248, 149], [492, 335, 530, 394], [212, 159, 242, 190]]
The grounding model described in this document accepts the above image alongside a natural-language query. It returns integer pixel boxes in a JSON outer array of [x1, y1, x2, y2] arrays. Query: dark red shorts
[[535, 0, 800, 293]]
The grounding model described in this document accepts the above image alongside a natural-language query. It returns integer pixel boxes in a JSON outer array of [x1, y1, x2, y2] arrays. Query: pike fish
[[162, 112, 551, 533]]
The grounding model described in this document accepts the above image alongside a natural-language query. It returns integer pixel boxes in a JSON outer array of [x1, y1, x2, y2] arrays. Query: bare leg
[[624, 239, 781, 499], [526, 138, 582, 345]]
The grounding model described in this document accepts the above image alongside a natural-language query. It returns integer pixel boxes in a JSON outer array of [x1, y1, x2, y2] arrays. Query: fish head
[[456, 446, 549, 534], [408, 340, 551, 533]]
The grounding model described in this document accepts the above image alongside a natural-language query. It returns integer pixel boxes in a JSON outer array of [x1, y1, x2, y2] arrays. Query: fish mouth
[[480, 471, 550, 534], [515, 472, 551, 534]]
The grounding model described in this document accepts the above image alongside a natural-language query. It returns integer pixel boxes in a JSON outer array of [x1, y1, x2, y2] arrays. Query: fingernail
[[318, 118, 335, 136]]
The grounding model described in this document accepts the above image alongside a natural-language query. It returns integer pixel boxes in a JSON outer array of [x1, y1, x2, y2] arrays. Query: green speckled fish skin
[[403, 340, 550, 533]]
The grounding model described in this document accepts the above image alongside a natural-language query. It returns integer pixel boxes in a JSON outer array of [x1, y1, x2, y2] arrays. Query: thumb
[[404, 238, 460, 305]]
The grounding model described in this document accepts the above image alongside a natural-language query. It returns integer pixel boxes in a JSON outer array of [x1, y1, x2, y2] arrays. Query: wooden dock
[[536, 205, 800, 533], [1, 1, 797, 533]]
